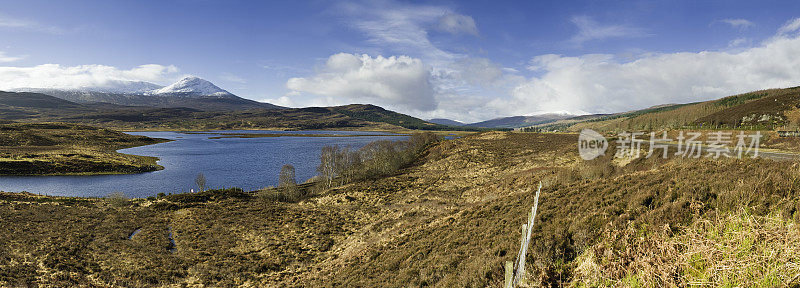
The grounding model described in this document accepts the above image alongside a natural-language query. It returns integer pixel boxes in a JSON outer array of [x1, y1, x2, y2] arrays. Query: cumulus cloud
[[497, 33, 800, 115], [287, 53, 436, 111], [0, 64, 179, 90], [444, 58, 504, 86], [569, 16, 649, 45], [262, 91, 297, 108], [435, 57, 525, 95], [719, 18, 754, 30], [436, 13, 478, 36], [0, 51, 24, 63]]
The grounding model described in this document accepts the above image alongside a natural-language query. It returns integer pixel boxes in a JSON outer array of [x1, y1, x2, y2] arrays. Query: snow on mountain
[[150, 76, 235, 98], [9, 76, 234, 98], [90, 80, 164, 94], [11, 80, 163, 95]]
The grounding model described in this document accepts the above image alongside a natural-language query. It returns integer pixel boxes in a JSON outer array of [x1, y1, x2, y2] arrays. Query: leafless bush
[[279, 164, 297, 188], [316, 132, 443, 189], [195, 173, 207, 192], [105, 191, 129, 207]]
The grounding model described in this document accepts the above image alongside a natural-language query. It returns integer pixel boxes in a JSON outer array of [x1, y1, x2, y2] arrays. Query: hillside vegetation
[[2, 131, 800, 286], [528, 86, 800, 132], [0, 91, 475, 131], [0, 122, 169, 175]]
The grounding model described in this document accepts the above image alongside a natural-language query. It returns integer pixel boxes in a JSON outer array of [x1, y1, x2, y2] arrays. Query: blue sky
[[2, 0, 800, 122]]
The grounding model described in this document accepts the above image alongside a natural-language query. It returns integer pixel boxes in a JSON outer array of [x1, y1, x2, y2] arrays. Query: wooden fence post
[[504, 261, 514, 288], [508, 182, 542, 287]]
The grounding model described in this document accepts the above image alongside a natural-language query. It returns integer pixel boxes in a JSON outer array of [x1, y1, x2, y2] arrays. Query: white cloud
[[337, 1, 475, 64], [728, 37, 749, 47], [0, 51, 24, 63], [436, 13, 478, 36], [0, 64, 179, 90], [498, 32, 800, 115], [436, 57, 525, 94], [445, 58, 504, 87], [287, 53, 436, 111], [0, 15, 36, 28], [569, 16, 649, 45], [0, 14, 64, 34], [778, 17, 800, 37], [720, 18, 754, 30], [262, 92, 296, 107], [297, 7, 800, 123]]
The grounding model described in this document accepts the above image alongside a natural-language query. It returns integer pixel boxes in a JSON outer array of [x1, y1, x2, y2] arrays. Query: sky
[[2, 0, 800, 123]]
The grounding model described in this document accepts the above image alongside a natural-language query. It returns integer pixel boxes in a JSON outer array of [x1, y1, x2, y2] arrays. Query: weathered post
[[508, 182, 542, 287], [504, 261, 514, 288]]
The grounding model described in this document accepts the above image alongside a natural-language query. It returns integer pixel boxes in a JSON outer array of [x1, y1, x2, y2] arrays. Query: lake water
[[0, 130, 408, 198]]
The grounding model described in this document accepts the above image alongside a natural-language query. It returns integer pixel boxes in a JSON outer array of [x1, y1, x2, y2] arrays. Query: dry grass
[[545, 87, 800, 133], [680, 211, 800, 286], [0, 122, 169, 175], [572, 210, 800, 287], [2, 131, 800, 287]]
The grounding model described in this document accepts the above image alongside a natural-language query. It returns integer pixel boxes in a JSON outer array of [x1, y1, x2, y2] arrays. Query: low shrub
[[104, 191, 129, 207], [165, 188, 250, 204], [257, 185, 308, 203], [316, 132, 443, 188]]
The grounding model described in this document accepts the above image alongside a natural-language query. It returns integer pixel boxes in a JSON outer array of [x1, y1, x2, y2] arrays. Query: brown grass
[[0, 122, 169, 175], [548, 87, 800, 133], [572, 209, 800, 287], [2, 131, 800, 287]]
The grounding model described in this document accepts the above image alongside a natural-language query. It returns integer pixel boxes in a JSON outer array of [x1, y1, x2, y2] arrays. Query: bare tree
[[338, 146, 360, 183], [318, 145, 339, 188], [279, 164, 297, 188], [195, 173, 206, 192], [105, 191, 129, 207]]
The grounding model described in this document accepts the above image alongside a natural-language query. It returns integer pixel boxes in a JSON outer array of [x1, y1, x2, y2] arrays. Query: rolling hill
[[524, 86, 800, 132], [0, 91, 471, 131], [427, 118, 465, 126], [0, 91, 83, 109], [331, 104, 451, 130], [466, 113, 574, 128]]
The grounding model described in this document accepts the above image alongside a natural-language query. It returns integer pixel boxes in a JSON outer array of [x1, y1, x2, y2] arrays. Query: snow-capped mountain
[[8, 76, 282, 110], [150, 76, 235, 98]]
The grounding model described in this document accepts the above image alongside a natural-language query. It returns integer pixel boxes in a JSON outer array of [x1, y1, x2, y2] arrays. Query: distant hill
[[526, 86, 800, 132], [0, 91, 477, 131], [465, 113, 574, 128], [428, 118, 464, 126], [330, 104, 453, 130], [12, 88, 280, 111], [12, 76, 283, 111], [0, 91, 83, 109]]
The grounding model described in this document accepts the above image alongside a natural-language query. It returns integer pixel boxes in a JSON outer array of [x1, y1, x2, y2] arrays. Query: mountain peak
[[152, 76, 234, 98]]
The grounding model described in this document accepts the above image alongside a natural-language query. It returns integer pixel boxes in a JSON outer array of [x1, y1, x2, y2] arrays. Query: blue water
[[0, 130, 407, 198]]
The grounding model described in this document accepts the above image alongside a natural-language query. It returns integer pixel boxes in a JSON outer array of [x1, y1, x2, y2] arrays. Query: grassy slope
[[532, 86, 800, 132], [2, 131, 800, 286], [330, 104, 449, 130], [0, 122, 169, 175]]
